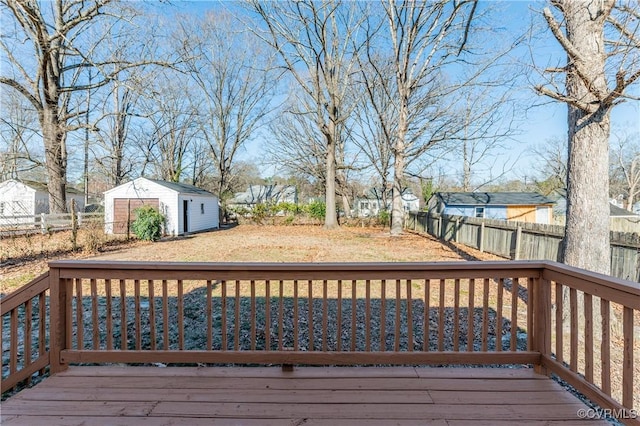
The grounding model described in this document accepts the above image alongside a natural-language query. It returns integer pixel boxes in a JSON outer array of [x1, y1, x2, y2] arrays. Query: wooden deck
[[1, 366, 608, 425]]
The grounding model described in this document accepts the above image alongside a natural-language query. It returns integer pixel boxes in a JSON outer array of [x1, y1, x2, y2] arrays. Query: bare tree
[[177, 12, 276, 205], [610, 129, 640, 211], [358, 0, 479, 235], [250, 0, 364, 229], [531, 136, 568, 195], [0, 89, 43, 180], [0, 0, 171, 212], [536, 0, 640, 274]]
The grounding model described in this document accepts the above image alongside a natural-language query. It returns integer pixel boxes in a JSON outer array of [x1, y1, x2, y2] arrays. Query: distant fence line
[[406, 211, 640, 282], [0, 212, 104, 235]]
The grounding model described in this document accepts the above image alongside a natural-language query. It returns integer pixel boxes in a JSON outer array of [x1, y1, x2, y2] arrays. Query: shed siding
[[443, 205, 507, 220], [0, 181, 35, 223], [105, 180, 178, 235], [178, 195, 220, 233]]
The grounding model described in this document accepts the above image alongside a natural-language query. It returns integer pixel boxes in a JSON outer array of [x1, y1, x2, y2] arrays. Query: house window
[[200, 203, 205, 214], [474, 207, 485, 218], [360, 201, 369, 210], [0, 202, 4, 215]]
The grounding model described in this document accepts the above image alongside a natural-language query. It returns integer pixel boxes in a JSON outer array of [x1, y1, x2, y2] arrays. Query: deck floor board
[[1, 366, 608, 425]]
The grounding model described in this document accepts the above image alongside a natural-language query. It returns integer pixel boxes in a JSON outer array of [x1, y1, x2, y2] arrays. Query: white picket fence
[[0, 212, 104, 235]]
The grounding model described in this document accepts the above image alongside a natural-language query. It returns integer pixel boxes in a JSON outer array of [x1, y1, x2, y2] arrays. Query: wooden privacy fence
[[1, 261, 639, 423], [407, 212, 640, 282]]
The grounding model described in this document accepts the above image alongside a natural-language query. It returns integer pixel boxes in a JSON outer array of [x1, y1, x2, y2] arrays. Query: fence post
[[438, 216, 443, 239], [532, 273, 552, 376], [479, 222, 485, 252], [49, 265, 70, 374], [454, 218, 460, 242], [40, 213, 47, 234], [514, 225, 522, 260]]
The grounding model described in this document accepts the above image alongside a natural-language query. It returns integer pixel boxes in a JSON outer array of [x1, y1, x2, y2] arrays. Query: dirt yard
[[1, 224, 502, 293]]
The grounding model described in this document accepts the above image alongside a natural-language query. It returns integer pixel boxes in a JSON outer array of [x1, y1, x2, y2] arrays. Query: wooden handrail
[[3, 260, 638, 424]]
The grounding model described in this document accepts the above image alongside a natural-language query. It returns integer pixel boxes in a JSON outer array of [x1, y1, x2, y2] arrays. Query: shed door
[[113, 198, 159, 234]]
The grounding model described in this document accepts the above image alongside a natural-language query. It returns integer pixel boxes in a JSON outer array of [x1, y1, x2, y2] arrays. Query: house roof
[[231, 185, 296, 204], [145, 178, 216, 196], [2, 179, 84, 195], [434, 192, 554, 206], [610, 203, 640, 218]]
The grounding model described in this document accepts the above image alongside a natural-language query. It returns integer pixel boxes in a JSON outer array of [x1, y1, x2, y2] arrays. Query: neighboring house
[[228, 185, 297, 209], [354, 189, 420, 218], [550, 191, 640, 232], [0, 179, 85, 224], [104, 177, 219, 236], [427, 192, 554, 224]]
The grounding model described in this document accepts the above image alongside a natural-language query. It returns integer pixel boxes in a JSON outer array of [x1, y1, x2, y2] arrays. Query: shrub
[[377, 210, 390, 227], [131, 206, 165, 241], [305, 200, 326, 220]]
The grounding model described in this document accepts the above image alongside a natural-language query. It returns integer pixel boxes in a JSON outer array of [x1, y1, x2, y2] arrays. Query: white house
[[104, 177, 219, 236], [354, 188, 420, 218], [0, 179, 85, 224]]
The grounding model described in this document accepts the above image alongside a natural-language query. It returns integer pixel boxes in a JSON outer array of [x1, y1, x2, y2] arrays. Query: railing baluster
[[134, 279, 141, 351], [438, 279, 445, 351], [265, 280, 271, 351], [24, 299, 32, 383], [278, 280, 283, 351], [570, 287, 578, 371], [351, 280, 356, 352], [423, 278, 430, 352], [337, 280, 342, 351], [365, 279, 371, 352], [105, 279, 113, 350], [206, 280, 212, 351], [75, 278, 83, 350], [600, 299, 611, 395], [120, 279, 127, 350], [10, 308, 17, 374], [293, 280, 299, 351], [178, 279, 184, 351], [38, 291, 46, 375], [407, 279, 413, 352], [454, 279, 460, 351], [395, 279, 401, 352], [468, 278, 475, 352], [221, 280, 227, 351], [91, 279, 99, 350], [380, 279, 386, 351], [511, 278, 519, 352], [622, 306, 634, 409], [323, 280, 328, 351], [308, 280, 314, 351], [482, 278, 489, 351], [584, 293, 593, 383], [148, 280, 155, 351], [527, 278, 533, 351], [496, 278, 504, 352], [234, 280, 239, 351], [555, 282, 563, 363], [162, 280, 169, 350], [251, 280, 256, 351]]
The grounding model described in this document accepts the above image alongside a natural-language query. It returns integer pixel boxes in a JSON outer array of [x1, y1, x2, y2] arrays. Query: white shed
[[104, 177, 219, 236], [0, 179, 85, 224]]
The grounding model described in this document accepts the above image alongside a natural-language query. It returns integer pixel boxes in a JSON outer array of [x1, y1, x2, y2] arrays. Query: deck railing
[[1, 261, 638, 424]]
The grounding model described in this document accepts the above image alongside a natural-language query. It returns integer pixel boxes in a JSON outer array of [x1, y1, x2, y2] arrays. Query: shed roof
[[434, 192, 554, 206], [146, 179, 216, 196], [610, 203, 640, 218]]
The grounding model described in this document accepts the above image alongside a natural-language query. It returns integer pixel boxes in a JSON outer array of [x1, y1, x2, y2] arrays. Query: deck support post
[[532, 273, 551, 376], [49, 266, 69, 374]]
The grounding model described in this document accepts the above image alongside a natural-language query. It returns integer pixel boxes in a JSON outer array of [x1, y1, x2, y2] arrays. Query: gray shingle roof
[[435, 192, 554, 206], [147, 179, 216, 196], [610, 203, 639, 218]]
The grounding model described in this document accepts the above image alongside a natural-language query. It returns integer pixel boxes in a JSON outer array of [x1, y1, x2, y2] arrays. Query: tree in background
[[250, 0, 365, 229], [0, 0, 170, 212], [536, 0, 640, 275], [610, 128, 640, 211]]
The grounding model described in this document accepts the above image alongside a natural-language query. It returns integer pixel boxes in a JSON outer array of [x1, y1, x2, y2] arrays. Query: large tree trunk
[[561, 1, 611, 276], [42, 106, 67, 214]]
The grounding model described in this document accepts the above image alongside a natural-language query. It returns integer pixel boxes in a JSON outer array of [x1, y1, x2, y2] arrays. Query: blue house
[[427, 192, 555, 224]]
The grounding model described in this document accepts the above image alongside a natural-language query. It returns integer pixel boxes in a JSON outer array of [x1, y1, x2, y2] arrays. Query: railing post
[[49, 266, 70, 374], [532, 272, 551, 376]]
